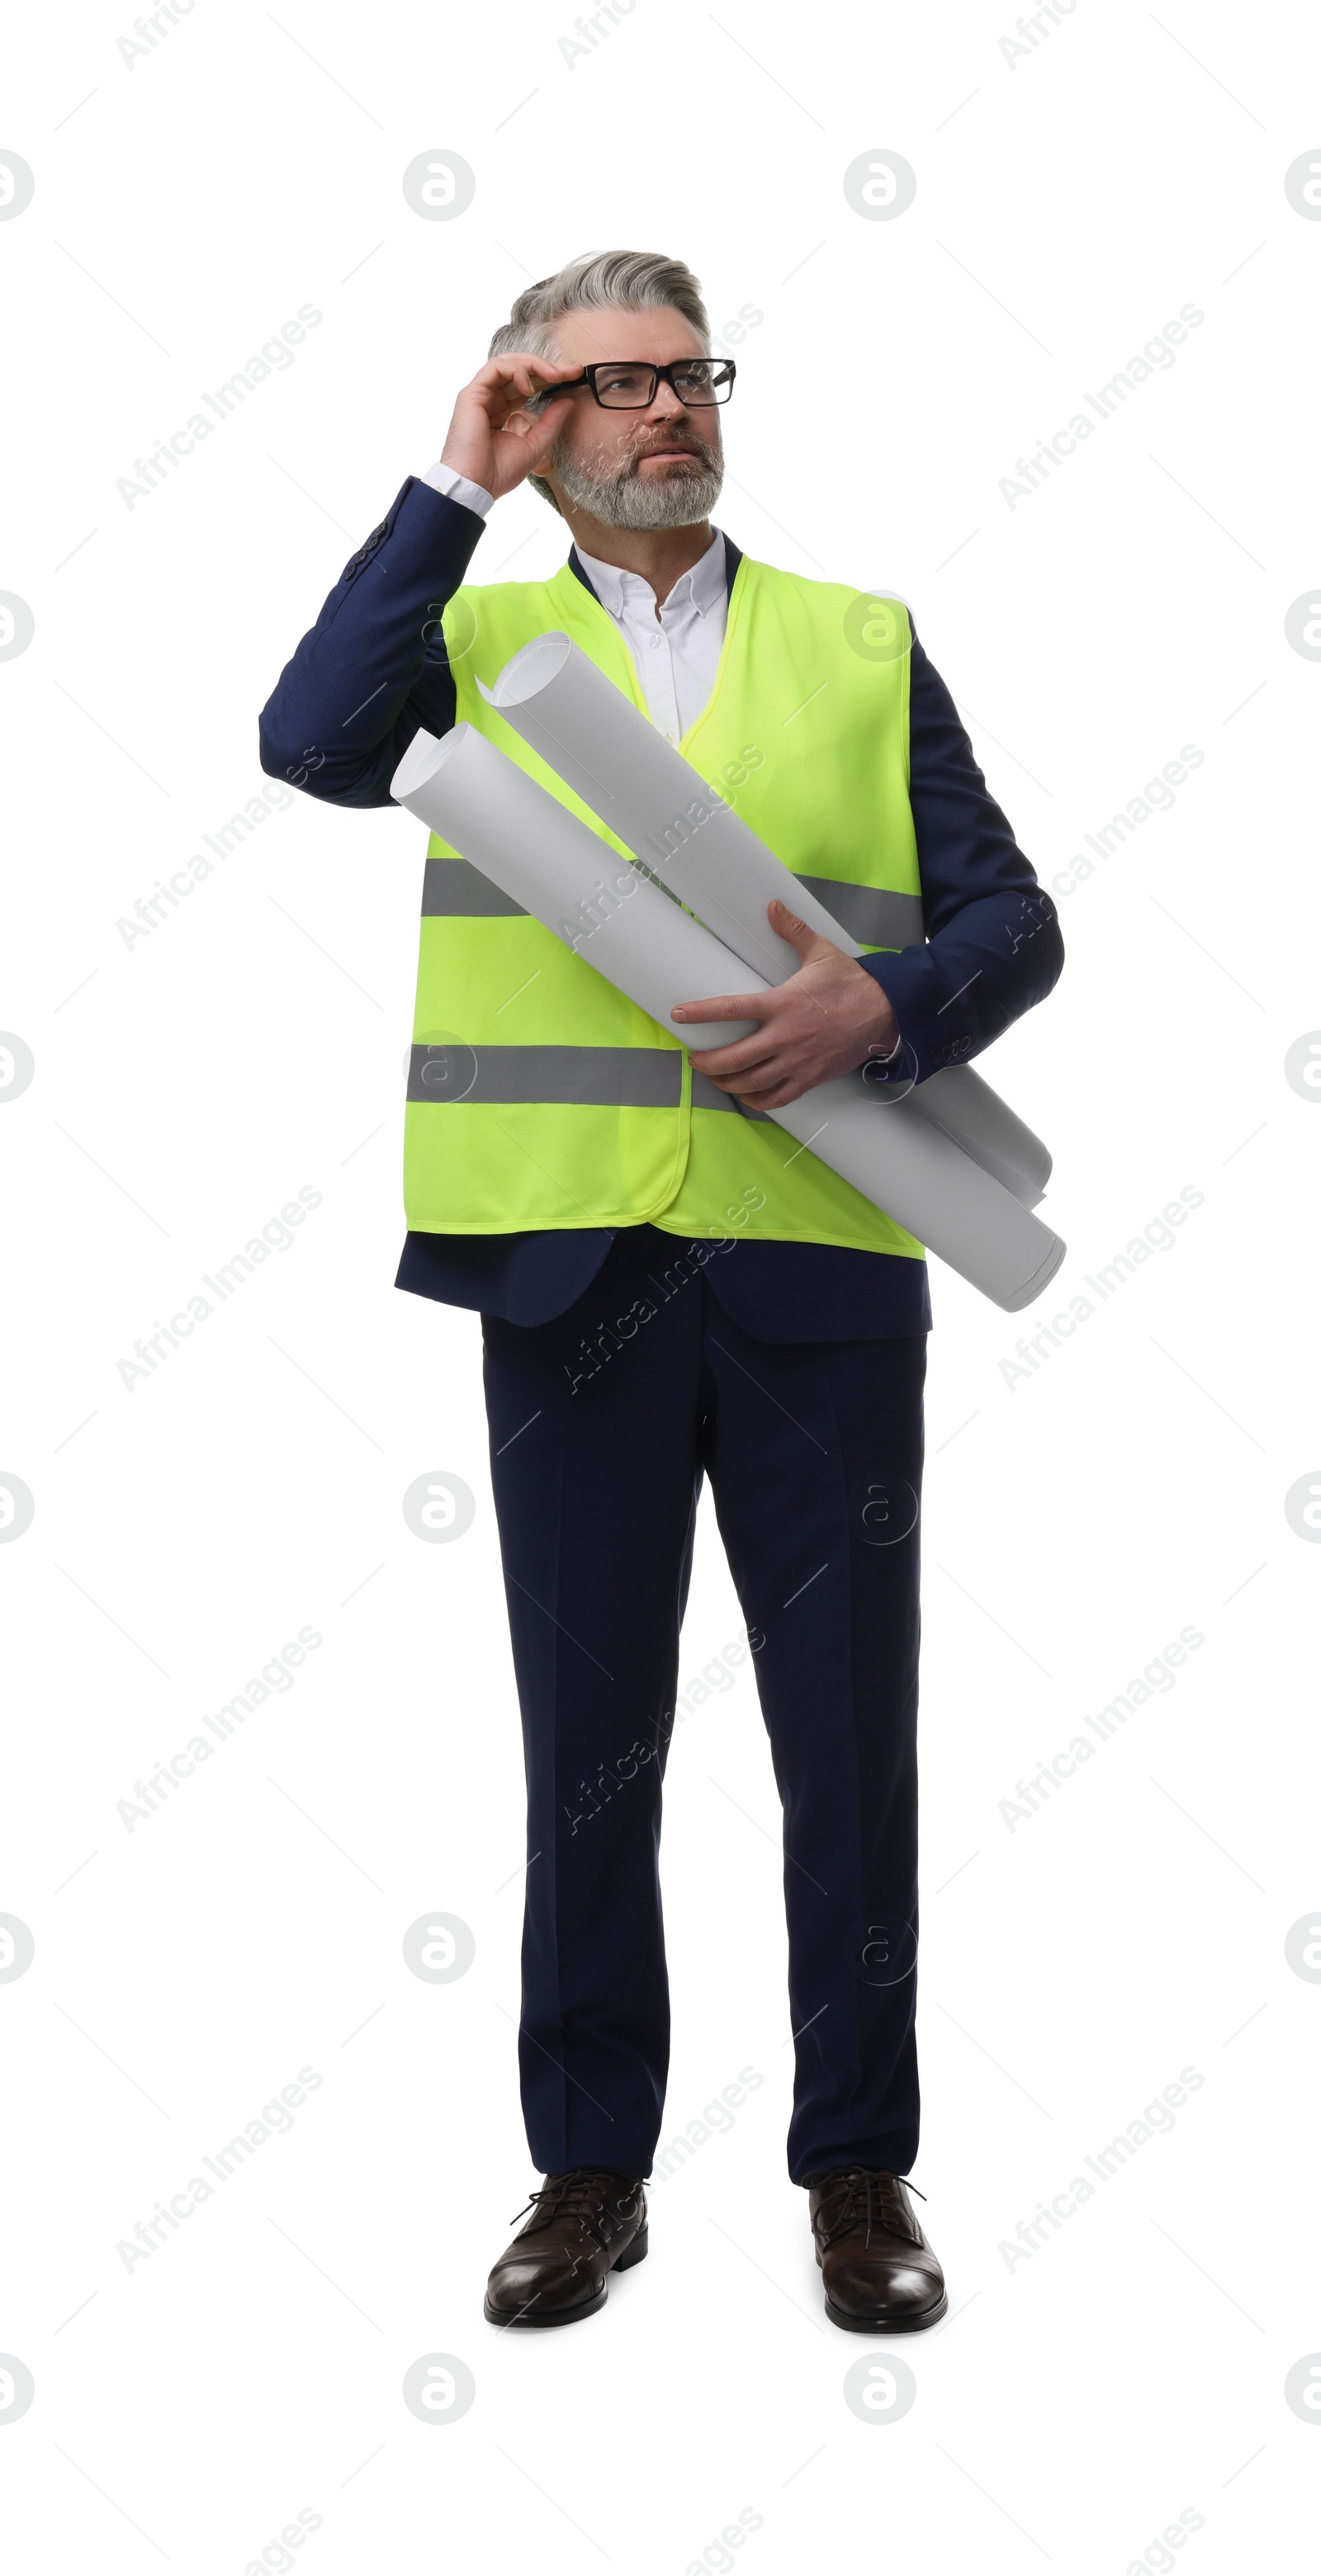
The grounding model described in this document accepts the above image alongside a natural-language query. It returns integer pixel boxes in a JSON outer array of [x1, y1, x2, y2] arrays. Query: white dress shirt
[[569, 527, 727, 744], [422, 458, 727, 743], [419, 456, 901, 1055]]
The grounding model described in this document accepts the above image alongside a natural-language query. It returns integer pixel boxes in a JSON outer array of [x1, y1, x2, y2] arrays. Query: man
[[259, 248, 1063, 2333]]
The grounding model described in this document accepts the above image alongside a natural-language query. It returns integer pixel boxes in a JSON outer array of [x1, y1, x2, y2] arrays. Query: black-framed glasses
[[555, 358, 736, 409]]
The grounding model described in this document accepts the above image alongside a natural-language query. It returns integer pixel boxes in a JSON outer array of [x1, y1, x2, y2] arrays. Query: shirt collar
[[575, 525, 727, 624]]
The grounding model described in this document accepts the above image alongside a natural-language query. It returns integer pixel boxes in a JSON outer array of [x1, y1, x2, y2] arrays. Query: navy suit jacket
[[259, 477, 1063, 1339]]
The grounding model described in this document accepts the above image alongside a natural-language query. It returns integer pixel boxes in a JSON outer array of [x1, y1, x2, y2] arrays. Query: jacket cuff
[[856, 949, 974, 1085], [386, 472, 490, 552]]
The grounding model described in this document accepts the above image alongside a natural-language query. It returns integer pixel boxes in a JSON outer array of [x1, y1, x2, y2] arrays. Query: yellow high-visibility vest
[[405, 554, 925, 1259]]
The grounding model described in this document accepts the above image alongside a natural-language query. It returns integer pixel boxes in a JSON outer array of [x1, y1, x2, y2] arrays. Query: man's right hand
[[439, 354, 580, 501]]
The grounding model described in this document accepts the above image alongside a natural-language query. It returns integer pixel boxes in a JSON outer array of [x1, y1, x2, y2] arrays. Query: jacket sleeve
[[258, 476, 487, 808], [857, 617, 1063, 1085]]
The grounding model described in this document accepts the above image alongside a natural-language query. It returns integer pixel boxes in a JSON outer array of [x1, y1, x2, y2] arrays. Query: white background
[[2, 1, 1319, 2568]]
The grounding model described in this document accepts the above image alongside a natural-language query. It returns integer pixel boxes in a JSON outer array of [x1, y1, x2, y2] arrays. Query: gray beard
[[551, 436, 723, 530]]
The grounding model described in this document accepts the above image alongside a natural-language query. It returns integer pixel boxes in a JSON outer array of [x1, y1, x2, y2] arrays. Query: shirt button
[[649, 636, 661, 649]]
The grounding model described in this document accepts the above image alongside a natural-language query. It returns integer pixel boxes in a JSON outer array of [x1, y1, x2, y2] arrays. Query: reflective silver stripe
[[794, 877, 925, 950], [422, 858, 528, 918], [421, 858, 921, 951], [407, 1044, 681, 1106], [690, 1071, 769, 1120]]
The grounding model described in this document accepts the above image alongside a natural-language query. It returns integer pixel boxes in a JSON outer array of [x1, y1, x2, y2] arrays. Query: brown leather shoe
[[484, 2167, 648, 2328], [807, 2167, 947, 2333]]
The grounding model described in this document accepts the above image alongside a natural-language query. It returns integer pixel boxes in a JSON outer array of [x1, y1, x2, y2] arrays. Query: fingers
[[691, 1046, 780, 1083], [738, 1082, 804, 1109], [680, 1022, 777, 1069], [766, 895, 839, 964], [684, 1051, 788, 1102], [721, 1067, 807, 1110], [484, 352, 580, 386], [476, 353, 580, 409], [670, 993, 770, 1024], [503, 399, 574, 456], [452, 358, 578, 451], [688, 1033, 815, 1100], [709, 1072, 798, 1104]]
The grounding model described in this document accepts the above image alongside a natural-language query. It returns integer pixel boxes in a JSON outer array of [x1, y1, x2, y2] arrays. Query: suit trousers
[[480, 1223, 927, 2187]]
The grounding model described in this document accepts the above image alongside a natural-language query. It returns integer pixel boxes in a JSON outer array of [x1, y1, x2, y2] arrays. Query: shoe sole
[[484, 2228, 649, 2328]]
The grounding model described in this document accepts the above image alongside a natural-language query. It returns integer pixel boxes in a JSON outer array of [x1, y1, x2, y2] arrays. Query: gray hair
[[487, 249, 712, 515]]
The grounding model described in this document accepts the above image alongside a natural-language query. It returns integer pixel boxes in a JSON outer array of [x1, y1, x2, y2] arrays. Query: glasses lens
[[594, 366, 658, 408], [670, 362, 732, 404], [592, 362, 735, 406]]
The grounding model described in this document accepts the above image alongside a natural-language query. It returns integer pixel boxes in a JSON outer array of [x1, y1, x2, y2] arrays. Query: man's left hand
[[670, 899, 900, 1110]]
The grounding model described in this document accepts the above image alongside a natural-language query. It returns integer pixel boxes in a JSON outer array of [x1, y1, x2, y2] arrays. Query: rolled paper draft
[[914, 1064, 1052, 1206], [484, 631, 1053, 1209], [391, 721, 1066, 1313]]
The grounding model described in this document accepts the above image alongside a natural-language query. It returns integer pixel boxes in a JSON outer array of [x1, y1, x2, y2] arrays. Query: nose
[[645, 378, 689, 420]]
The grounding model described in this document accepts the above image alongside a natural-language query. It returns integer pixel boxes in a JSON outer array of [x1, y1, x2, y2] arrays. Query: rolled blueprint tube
[[391, 722, 1066, 1314], [482, 631, 1053, 1210]]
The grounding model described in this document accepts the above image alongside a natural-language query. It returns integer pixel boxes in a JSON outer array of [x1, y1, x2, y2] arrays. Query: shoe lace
[[817, 2167, 926, 2252], [508, 2168, 641, 2251]]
